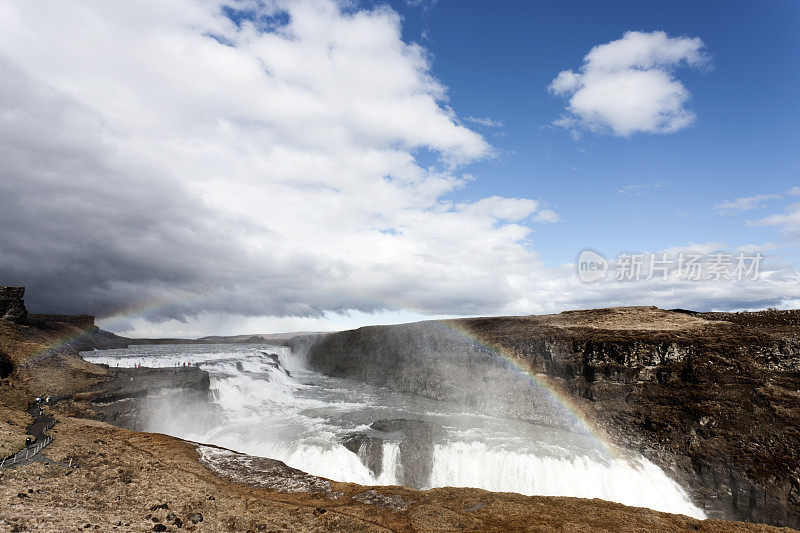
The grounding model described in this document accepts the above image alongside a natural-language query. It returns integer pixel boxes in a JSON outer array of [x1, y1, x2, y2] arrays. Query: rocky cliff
[[0, 286, 27, 324], [70, 365, 212, 431], [306, 306, 800, 528], [25, 312, 135, 351], [0, 288, 212, 453]]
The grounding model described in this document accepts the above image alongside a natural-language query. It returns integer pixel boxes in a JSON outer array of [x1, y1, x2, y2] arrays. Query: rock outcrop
[[371, 419, 438, 488], [0, 286, 28, 324], [342, 433, 384, 476], [25, 312, 135, 351], [306, 306, 800, 528], [342, 419, 440, 488], [307, 320, 573, 428], [78, 365, 212, 430], [260, 351, 291, 376]]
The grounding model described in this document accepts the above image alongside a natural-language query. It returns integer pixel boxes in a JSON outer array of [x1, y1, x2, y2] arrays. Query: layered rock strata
[[306, 307, 800, 528]]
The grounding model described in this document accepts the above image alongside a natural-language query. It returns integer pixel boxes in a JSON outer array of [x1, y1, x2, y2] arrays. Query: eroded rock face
[[371, 419, 438, 489], [342, 419, 439, 489], [341, 434, 384, 476], [0, 286, 27, 324], [307, 321, 575, 429], [260, 352, 291, 376], [307, 307, 800, 528], [84, 366, 212, 431], [198, 445, 342, 499]]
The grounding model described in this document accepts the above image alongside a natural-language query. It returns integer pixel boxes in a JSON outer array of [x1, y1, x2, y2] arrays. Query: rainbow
[[22, 295, 180, 360], [97, 291, 204, 334], [23, 289, 210, 365], [26, 303, 621, 459], [437, 319, 621, 459], [23, 292, 198, 363], [23, 322, 102, 364]]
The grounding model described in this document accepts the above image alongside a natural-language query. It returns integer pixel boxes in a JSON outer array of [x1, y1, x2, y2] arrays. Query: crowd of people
[[129, 361, 193, 369], [126, 361, 196, 380]]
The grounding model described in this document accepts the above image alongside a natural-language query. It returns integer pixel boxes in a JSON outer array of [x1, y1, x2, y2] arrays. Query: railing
[[0, 420, 56, 468]]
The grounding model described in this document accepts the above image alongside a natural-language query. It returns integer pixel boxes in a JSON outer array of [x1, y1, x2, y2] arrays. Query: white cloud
[[465, 116, 504, 128], [549, 31, 708, 136], [103, 308, 462, 338], [716, 187, 800, 214], [619, 180, 664, 195], [406, 0, 439, 9], [0, 0, 559, 323], [532, 209, 560, 223], [715, 194, 783, 213], [754, 202, 800, 239]]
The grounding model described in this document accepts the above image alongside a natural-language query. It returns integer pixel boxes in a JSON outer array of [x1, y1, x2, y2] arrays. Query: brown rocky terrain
[[2, 415, 791, 533], [0, 288, 796, 531], [305, 306, 800, 528]]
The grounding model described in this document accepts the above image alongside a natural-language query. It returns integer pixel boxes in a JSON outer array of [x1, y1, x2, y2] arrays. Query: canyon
[[304, 306, 800, 528], [1, 288, 798, 530]]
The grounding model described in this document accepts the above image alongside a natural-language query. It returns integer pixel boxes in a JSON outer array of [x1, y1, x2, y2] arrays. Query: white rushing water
[[83, 344, 705, 518]]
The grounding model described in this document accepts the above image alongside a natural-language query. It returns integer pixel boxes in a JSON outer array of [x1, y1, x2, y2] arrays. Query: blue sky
[[380, 0, 800, 265], [1, 0, 799, 336]]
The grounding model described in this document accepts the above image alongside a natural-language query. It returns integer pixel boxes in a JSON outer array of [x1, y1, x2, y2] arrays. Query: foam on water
[[428, 441, 703, 517], [83, 344, 705, 518]]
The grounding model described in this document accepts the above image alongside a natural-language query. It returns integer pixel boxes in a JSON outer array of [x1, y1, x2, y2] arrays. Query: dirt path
[[0, 401, 56, 467]]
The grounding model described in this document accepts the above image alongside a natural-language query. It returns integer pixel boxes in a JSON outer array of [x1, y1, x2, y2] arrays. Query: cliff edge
[[306, 306, 800, 528]]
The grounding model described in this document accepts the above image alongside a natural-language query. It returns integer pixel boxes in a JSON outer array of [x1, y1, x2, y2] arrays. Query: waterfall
[[82, 343, 706, 519]]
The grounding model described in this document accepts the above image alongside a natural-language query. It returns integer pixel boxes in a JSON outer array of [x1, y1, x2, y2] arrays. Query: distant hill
[[195, 332, 327, 344]]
